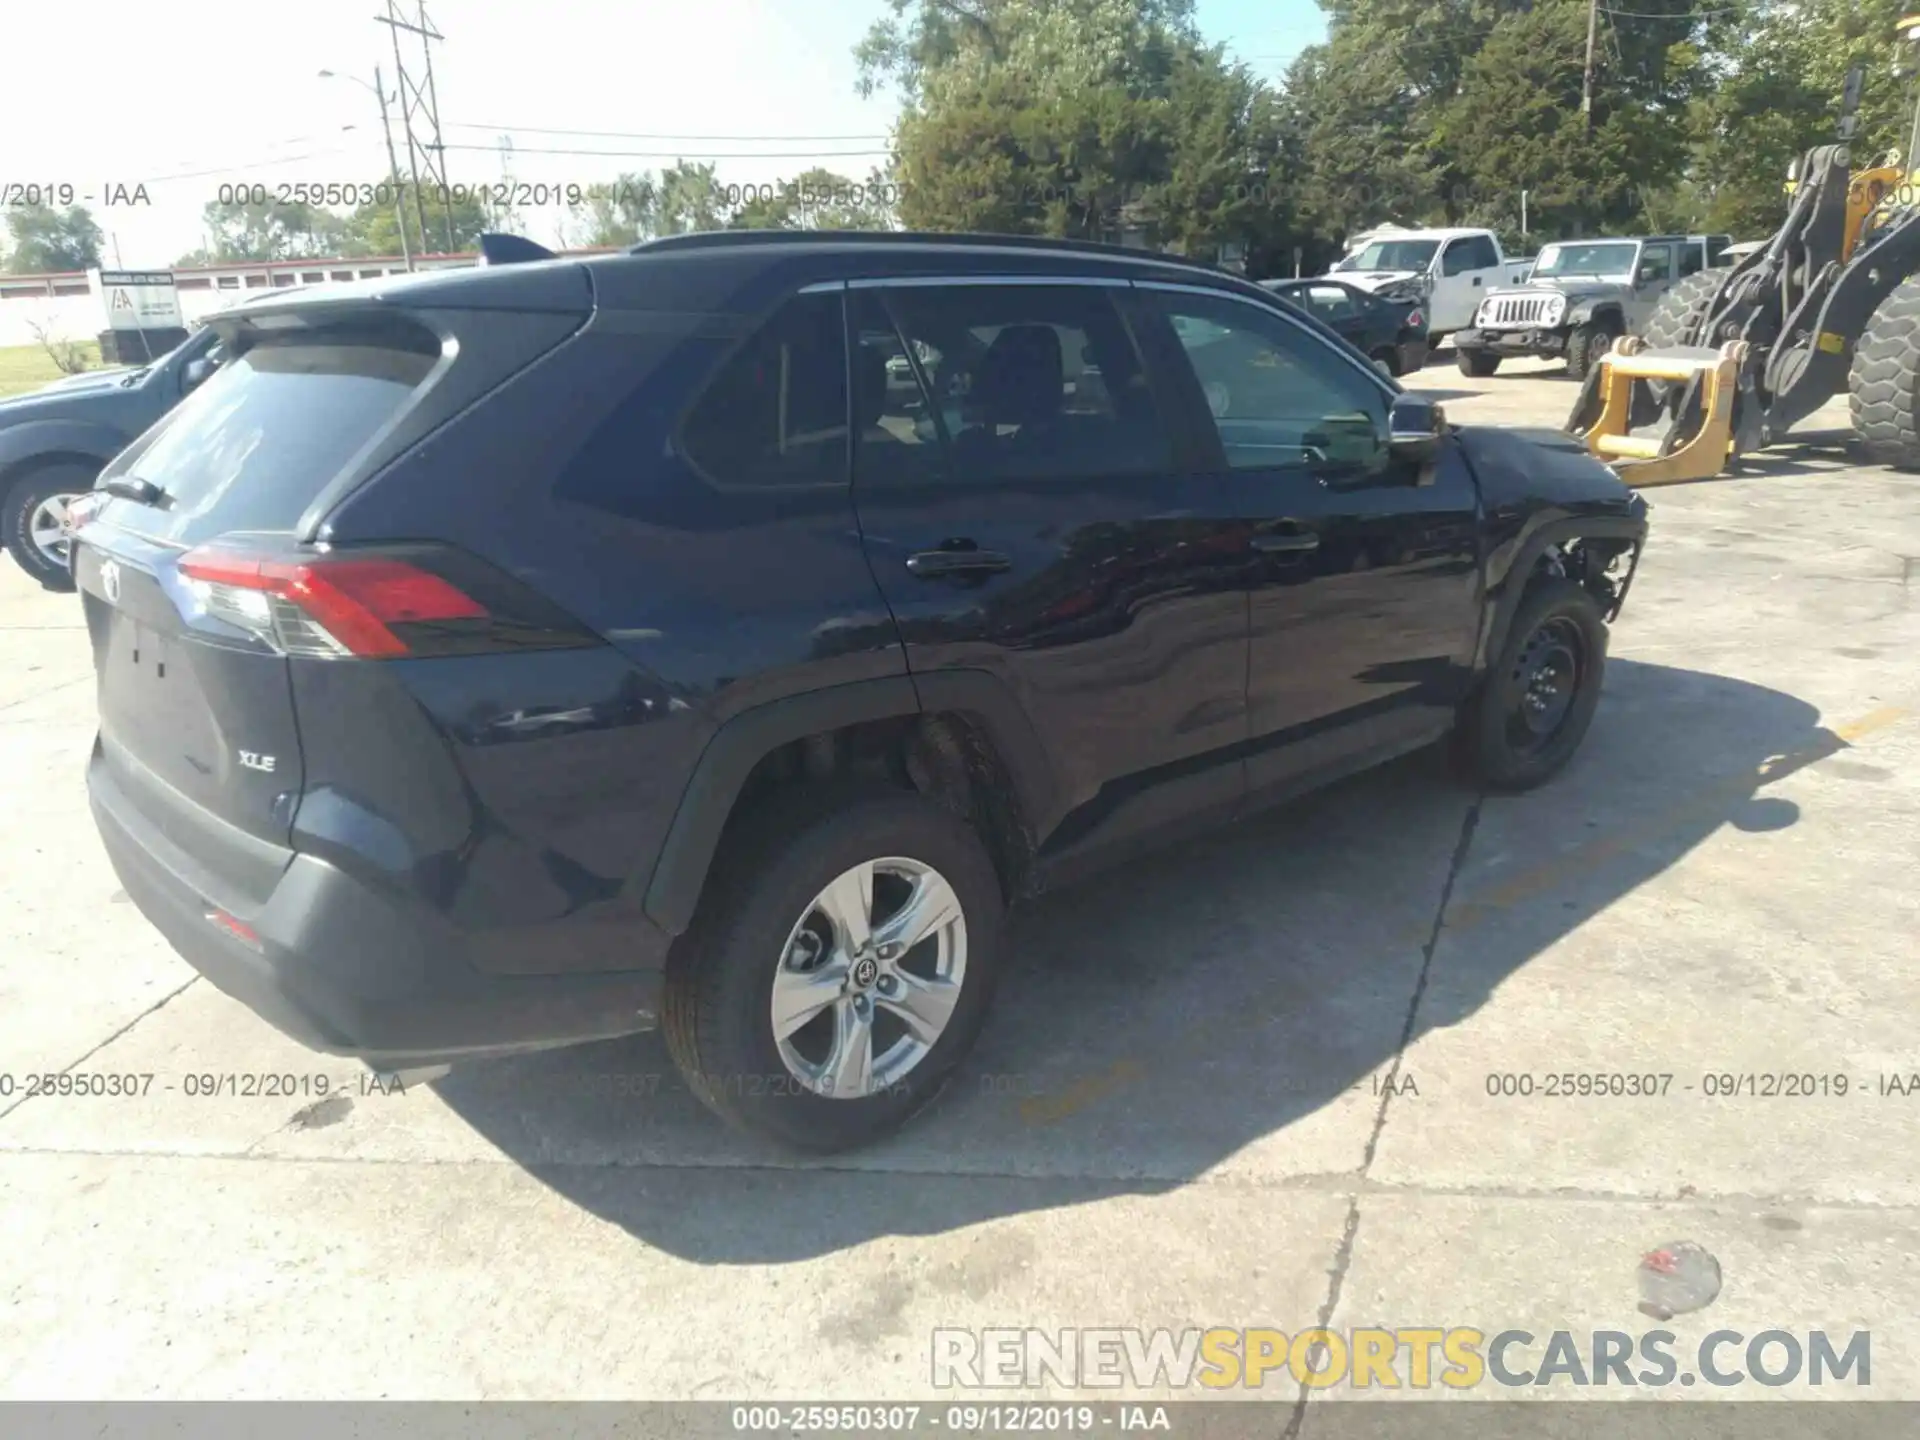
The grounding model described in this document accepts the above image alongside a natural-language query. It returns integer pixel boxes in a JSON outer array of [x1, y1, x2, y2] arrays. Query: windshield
[[1339, 240, 1439, 273], [1534, 242, 1638, 278]]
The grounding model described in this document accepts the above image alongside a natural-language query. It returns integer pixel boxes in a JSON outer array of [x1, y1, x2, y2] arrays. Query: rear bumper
[[90, 743, 664, 1070], [1455, 327, 1567, 357]]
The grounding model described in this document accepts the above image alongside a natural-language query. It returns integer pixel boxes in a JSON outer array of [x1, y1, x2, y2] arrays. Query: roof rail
[[625, 228, 1234, 276], [477, 233, 557, 266]]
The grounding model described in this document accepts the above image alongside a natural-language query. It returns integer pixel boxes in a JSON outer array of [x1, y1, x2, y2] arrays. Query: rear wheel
[[1457, 348, 1501, 378], [662, 786, 1005, 1152], [1370, 346, 1400, 378], [1456, 578, 1608, 792], [1850, 275, 1920, 470], [2, 460, 94, 592]]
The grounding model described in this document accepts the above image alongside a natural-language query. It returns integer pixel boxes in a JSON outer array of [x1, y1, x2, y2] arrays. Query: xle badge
[[238, 751, 277, 773]]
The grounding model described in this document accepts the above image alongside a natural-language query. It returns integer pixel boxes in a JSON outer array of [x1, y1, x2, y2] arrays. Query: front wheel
[[662, 786, 1005, 1151], [1565, 320, 1618, 383], [3, 460, 95, 591], [1457, 348, 1501, 378], [1850, 274, 1920, 470], [1456, 578, 1608, 792]]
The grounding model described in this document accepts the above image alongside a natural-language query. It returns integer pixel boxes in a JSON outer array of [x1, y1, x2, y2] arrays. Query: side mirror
[[1388, 394, 1446, 468]]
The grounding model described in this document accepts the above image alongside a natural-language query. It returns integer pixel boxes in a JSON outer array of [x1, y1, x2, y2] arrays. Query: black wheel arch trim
[[640, 670, 1062, 937], [0, 421, 124, 486], [1475, 512, 1647, 674]]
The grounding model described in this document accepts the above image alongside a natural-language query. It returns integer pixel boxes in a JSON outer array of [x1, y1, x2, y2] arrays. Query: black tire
[[1639, 267, 1731, 347], [662, 784, 1005, 1152], [1849, 274, 1920, 470], [1370, 346, 1401, 378], [4, 460, 95, 592], [1457, 348, 1501, 378], [1565, 318, 1618, 382], [1456, 577, 1608, 792]]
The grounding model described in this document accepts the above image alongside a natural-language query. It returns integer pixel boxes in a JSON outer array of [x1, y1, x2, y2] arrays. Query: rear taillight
[[1406, 310, 1425, 331], [180, 547, 492, 659]]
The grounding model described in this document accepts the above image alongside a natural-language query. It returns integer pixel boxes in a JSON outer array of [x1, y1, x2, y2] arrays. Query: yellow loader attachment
[[1567, 337, 1752, 486]]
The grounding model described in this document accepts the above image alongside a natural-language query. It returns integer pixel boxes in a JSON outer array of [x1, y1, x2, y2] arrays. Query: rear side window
[[679, 291, 849, 488], [106, 325, 440, 545]]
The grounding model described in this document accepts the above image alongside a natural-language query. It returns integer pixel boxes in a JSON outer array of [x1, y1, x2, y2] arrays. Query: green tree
[[1683, 0, 1910, 236], [856, 0, 1200, 103], [5, 203, 104, 272], [570, 163, 727, 245], [338, 187, 498, 257], [176, 199, 343, 265], [1437, 4, 1691, 239], [729, 167, 895, 230]]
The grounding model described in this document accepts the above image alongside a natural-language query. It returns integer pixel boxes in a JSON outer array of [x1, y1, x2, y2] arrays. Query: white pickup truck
[[1329, 227, 1531, 340]]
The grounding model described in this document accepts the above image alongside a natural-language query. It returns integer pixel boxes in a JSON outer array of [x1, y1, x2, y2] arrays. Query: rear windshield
[[104, 325, 441, 545]]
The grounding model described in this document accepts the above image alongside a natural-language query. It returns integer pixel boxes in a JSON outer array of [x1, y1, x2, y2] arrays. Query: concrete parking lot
[[1, 350, 1916, 1413]]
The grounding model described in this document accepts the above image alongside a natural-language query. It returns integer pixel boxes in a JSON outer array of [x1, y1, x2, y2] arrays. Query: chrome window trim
[[1130, 279, 1399, 401]]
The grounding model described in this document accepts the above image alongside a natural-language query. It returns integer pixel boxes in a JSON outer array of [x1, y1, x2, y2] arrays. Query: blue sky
[[2, 0, 1330, 268]]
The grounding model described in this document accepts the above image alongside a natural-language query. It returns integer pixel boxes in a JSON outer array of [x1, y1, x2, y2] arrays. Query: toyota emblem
[[100, 559, 122, 605]]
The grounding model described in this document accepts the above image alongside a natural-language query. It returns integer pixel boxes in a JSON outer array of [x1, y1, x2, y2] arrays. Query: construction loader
[[1566, 56, 1920, 485]]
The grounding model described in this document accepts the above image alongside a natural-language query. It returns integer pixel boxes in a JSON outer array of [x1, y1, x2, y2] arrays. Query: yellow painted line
[[1012, 703, 1910, 1128], [1016, 1059, 1146, 1126]]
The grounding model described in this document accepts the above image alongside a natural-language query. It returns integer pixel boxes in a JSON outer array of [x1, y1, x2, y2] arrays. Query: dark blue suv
[[70, 231, 1648, 1152]]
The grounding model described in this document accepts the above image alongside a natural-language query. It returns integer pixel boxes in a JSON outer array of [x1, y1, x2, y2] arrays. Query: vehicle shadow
[[435, 658, 1835, 1263]]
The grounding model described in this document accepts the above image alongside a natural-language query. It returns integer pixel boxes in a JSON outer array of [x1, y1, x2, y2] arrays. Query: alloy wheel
[[28, 493, 78, 568], [771, 857, 968, 1099]]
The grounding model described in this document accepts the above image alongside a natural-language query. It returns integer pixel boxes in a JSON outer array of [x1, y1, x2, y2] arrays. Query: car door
[[1628, 242, 1678, 329], [845, 278, 1251, 869], [1135, 283, 1484, 801], [1434, 235, 1501, 331]]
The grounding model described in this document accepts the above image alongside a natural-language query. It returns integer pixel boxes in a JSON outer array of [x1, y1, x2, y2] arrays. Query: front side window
[[1638, 244, 1676, 284], [856, 283, 1169, 485], [1152, 291, 1388, 478], [679, 291, 849, 488]]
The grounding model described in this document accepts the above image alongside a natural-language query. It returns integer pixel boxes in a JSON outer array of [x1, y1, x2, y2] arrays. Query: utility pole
[[320, 66, 415, 270], [376, 0, 457, 256], [1582, 0, 1600, 130], [374, 66, 415, 271]]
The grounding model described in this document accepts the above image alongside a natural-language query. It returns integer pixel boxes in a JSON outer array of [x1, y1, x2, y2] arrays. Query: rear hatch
[[73, 284, 588, 903], [76, 322, 444, 892]]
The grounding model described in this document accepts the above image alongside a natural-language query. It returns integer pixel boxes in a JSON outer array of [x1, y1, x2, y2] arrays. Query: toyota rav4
[[70, 231, 1649, 1152]]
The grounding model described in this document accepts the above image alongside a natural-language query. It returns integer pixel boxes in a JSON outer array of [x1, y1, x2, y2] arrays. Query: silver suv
[[1452, 235, 1732, 380]]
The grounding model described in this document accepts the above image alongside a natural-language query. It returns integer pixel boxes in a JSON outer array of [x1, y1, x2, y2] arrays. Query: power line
[[1598, 4, 1742, 16], [437, 142, 891, 160], [445, 121, 892, 142], [127, 143, 386, 187]]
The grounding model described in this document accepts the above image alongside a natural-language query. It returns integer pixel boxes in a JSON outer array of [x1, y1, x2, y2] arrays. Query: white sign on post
[[89, 269, 184, 331]]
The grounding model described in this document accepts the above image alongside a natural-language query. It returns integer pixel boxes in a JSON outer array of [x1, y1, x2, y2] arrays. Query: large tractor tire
[[1630, 266, 1735, 423], [1850, 275, 1920, 471], [1638, 266, 1733, 347]]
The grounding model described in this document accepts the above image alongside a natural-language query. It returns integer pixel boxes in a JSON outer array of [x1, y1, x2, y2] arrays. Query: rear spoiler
[[477, 233, 556, 266]]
